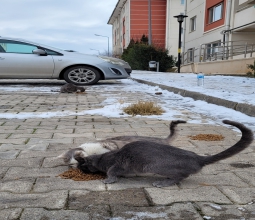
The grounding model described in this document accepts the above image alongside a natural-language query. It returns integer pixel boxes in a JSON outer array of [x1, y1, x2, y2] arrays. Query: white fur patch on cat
[[57, 142, 110, 167]]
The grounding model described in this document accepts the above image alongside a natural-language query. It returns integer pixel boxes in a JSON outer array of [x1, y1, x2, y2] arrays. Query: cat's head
[[57, 147, 88, 167], [78, 87, 86, 92], [74, 152, 100, 173]]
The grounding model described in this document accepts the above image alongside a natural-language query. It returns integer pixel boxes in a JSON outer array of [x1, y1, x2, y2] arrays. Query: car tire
[[63, 65, 101, 85]]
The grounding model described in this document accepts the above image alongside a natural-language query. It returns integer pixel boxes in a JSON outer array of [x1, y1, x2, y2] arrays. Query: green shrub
[[121, 35, 175, 72], [247, 60, 255, 77]]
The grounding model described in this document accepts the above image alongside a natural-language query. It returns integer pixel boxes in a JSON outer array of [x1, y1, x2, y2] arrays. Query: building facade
[[108, 0, 185, 57], [108, 0, 255, 73], [183, 0, 255, 64]]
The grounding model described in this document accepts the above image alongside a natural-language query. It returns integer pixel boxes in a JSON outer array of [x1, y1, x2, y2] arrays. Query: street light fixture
[[90, 48, 100, 54], [173, 14, 188, 73], [95, 34, 109, 56]]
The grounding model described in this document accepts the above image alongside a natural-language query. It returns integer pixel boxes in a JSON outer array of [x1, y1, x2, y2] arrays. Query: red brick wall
[[130, 0, 166, 48]]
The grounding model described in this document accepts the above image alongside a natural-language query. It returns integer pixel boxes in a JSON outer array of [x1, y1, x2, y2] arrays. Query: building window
[[181, 0, 185, 5], [190, 16, 196, 32], [187, 48, 194, 63], [208, 3, 223, 23], [206, 41, 221, 59]]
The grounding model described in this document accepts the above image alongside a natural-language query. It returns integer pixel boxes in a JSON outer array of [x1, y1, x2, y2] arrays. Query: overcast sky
[[0, 0, 117, 55]]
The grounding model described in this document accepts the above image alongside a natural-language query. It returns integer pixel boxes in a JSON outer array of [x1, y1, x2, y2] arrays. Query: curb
[[132, 78, 255, 117]]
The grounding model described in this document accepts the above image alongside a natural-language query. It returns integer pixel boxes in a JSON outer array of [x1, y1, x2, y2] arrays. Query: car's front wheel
[[63, 66, 101, 85]]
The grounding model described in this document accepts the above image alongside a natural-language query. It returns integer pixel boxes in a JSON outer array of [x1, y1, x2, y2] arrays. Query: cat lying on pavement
[[60, 83, 86, 93], [57, 120, 186, 167], [75, 120, 254, 188]]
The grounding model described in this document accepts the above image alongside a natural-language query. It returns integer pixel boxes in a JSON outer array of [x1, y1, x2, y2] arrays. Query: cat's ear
[[74, 151, 86, 163]]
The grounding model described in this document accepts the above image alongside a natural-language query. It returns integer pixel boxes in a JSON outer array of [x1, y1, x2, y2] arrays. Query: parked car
[[0, 37, 132, 85]]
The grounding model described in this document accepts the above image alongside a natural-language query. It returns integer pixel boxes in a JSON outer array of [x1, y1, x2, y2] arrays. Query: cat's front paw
[[102, 177, 117, 184]]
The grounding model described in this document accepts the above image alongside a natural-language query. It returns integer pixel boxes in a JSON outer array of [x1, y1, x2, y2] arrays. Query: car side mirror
[[33, 49, 47, 56]]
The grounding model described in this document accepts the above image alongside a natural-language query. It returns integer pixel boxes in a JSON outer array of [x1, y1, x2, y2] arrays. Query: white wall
[[234, 5, 255, 28], [111, 0, 131, 56], [165, 0, 185, 57], [184, 0, 228, 54]]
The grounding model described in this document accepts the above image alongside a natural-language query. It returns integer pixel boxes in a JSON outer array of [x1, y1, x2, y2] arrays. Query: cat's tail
[[166, 120, 187, 143], [202, 120, 254, 165]]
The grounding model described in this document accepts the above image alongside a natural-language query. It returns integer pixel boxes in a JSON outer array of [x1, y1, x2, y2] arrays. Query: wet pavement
[[0, 79, 254, 220]]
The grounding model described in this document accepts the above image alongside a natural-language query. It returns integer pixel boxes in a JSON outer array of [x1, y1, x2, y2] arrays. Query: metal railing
[[182, 41, 255, 65]]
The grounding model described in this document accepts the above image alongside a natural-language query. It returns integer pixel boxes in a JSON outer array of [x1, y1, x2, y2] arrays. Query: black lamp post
[[173, 14, 188, 73]]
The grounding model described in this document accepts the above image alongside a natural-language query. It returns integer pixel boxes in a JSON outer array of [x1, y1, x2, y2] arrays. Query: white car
[[0, 37, 132, 85]]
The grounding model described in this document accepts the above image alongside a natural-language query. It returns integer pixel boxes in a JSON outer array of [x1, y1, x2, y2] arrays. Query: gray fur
[[58, 120, 186, 167], [75, 120, 254, 187], [100, 119, 186, 149], [60, 83, 85, 93]]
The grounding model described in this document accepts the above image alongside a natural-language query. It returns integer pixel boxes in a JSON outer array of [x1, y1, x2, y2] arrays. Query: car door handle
[[0, 57, 5, 60]]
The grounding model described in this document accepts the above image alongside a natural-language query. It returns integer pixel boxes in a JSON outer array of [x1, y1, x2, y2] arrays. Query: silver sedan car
[[0, 37, 132, 85]]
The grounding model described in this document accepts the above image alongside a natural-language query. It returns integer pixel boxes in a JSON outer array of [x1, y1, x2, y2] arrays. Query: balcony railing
[[182, 41, 255, 65]]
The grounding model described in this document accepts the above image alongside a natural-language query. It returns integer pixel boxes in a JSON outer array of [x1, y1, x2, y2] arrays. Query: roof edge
[[107, 0, 126, 25]]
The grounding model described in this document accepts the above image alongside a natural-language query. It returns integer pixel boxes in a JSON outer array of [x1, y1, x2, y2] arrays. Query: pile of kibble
[[58, 168, 105, 181], [189, 134, 225, 141]]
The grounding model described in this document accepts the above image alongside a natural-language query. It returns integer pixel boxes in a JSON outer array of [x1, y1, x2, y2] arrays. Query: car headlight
[[98, 56, 126, 66]]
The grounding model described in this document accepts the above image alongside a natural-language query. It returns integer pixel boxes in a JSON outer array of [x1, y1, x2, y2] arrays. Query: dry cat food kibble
[[189, 134, 225, 141], [58, 168, 106, 181]]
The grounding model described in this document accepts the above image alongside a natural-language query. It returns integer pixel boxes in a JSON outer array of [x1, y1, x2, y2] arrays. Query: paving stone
[[235, 170, 255, 186], [179, 172, 249, 189], [196, 202, 255, 220], [0, 167, 8, 179], [95, 132, 137, 139], [0, 157, 43, 168], [42, 156, 66, 168], [17, 150, 62, 159], [219, 152, 255, 163], [106, 176, 179, 191], [111, 203, 203, 220], [201, 162, 255, 175], [53, 133, 95, 138], [47, 143, 78, 151], [20, 208, 90, 220], [171, 140, 196, 149], [25, 142, 49, 151], [28, 137, 74, 144], [145, 186, 232, 205], [0, 208, 22, 220], [218, 186, 255, 204], [0, 150, 20, 159], [0, 134, 9, 139], [0, 144, 29, 151], [68, 189, 149, 209], [0, 190, 68, 209], [9, 133, 53, 139], [35, 128, 66, 134], [0, 179, 34, 193], [3, 167, 66, 180], [33, 177, 106, 192], [0, 138, 28, 145]]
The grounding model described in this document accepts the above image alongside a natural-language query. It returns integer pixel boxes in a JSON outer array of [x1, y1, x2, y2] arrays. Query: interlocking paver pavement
[[0, 80, 254, 220]]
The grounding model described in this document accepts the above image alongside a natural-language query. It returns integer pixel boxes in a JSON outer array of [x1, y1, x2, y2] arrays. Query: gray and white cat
[[60, 83, 86, 93], [57, 120, 186, 167], [75, 120, 254, 187]]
